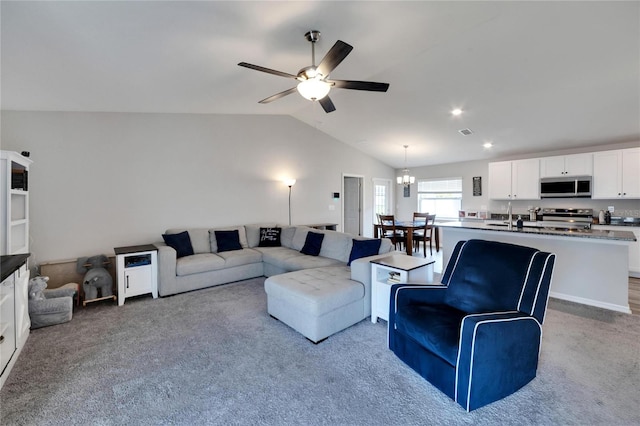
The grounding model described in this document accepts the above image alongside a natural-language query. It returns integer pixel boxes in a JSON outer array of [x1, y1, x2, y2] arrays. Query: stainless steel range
[[539, 208, 593, 230]]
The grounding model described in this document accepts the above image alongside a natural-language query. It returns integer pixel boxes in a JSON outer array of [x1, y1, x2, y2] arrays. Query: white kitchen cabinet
[[488, 158, 540, 200], [540, 153, 593, 177], [592, 148, 640, 199], [592, 225, 640, 278], [1, 151, 32, 255], [0, 257, 30, 390]]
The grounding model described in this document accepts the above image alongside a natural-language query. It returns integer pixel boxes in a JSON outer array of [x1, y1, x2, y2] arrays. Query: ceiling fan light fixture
[[297, 77, 331, 101]]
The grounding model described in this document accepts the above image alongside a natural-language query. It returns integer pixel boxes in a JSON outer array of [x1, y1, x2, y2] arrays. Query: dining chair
[[378, 214, 404, 251], [412, 213, 435, 257]]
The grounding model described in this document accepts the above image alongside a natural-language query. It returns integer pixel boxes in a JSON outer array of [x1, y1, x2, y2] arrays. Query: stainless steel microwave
[[540, 176, 592, 198]]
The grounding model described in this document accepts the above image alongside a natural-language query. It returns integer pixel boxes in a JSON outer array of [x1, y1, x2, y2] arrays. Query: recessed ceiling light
[[483, 142, 493, 149], [451, 108, 463, 116]]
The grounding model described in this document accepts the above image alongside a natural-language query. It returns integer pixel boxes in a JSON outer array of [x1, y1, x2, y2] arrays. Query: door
[[343, 176, 363, 235]]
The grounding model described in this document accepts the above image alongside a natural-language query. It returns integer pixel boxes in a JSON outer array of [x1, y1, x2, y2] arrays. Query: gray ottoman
[[264, 266, 368, 343]]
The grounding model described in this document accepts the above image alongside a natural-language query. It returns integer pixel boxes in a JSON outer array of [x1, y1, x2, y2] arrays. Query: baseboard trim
[[549, 291, 632, 314]]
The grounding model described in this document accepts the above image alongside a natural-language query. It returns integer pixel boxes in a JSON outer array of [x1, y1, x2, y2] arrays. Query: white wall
[[395, 159, 489, 221], [1, 111, 394, 266], [396, 141, 640, 221]]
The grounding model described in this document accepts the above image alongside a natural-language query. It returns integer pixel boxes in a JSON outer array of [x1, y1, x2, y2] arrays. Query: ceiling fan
[[238, 30, 390, 113]]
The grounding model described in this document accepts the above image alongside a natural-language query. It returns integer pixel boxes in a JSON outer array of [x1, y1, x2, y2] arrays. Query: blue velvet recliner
[[388, 239, 556, 411]]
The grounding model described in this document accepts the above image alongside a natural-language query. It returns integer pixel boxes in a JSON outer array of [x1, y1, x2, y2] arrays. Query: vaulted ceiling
[[2, 1, 638, 168]]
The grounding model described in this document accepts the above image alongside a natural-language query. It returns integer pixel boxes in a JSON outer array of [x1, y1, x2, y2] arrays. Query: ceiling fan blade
[[238, 62, 297, 79], [317, 40, 353, 77], [328, 80, 390, 92], [258, 87, 298, 104], [319, 96, 336, 113]]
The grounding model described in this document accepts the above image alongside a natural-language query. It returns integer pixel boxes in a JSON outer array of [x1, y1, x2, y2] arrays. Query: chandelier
[[396, 145, 415, 187]]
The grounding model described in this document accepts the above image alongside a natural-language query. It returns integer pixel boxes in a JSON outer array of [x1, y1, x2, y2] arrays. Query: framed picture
[[403, 185, 410, 197], [473, 176, 482, 196]]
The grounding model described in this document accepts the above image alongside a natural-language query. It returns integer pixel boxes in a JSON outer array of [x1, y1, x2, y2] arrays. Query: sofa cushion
[[176, 253, 225, 276], [162, 231, 194, 258], [255, 246, 301, 266], [264, 266, 363, 316], [214, 230, 243, 252], [209, 226, 248, 252], [291, 226, 312, 251], [216, 248, 263, 268], [283, 254, 344, 271], [301, 231, 324, 256], [245, 223, 278, 247], [258, 227, 281, 247], [280, 226, 297, 248], [318, 230, 350, 262], [347, 238, 382, 265], [166, 228, 210, 254]]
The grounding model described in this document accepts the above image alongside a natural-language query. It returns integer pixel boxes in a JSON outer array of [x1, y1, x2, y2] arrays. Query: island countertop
[[1, 253, 30, 282], [438, 221, 636, 242]]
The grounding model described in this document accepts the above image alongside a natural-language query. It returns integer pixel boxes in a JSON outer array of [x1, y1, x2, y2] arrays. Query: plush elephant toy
[[77, 255, 113, 300], [28, 275, 48, 300]]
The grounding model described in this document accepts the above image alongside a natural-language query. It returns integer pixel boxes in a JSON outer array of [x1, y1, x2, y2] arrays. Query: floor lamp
[[284, 179, 296, 225]]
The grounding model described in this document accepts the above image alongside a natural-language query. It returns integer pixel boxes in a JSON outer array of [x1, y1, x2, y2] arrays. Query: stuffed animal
[[77, 255, 113, 300], [28, 276, 49, 300], [28, 275, 75, 329]]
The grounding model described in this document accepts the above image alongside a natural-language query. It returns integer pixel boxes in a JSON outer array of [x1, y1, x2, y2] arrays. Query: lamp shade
[[297, 78, 330, 101], [284, 179, 296, 187]]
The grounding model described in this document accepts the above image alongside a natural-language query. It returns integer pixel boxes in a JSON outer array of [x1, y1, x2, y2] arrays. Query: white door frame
[[372, 178, 394, 216], [342, 174, 364, 235]]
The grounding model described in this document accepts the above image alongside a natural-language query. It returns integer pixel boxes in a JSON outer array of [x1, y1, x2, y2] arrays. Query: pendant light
[[397, 145, 415, 187]]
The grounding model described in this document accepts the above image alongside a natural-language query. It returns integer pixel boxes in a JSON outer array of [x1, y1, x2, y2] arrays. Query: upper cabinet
[[592, 148, 640, 199], [488, 158, 540, 200], [540, 153, 593, 178], [1, 151, 32, 255]]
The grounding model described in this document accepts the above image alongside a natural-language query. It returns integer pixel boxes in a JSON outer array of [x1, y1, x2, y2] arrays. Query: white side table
[[370, 255, 436, 323], [115, 244, 158, 306]]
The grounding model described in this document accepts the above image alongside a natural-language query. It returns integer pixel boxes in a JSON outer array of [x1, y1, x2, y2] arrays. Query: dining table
[[373, 220, 440, 256]]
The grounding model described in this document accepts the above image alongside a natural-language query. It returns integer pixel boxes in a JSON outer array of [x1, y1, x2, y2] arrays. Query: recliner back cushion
[[443, 240, 539, 314]]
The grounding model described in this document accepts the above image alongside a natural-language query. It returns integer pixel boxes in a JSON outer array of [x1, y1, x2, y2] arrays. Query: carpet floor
[[1, 277, 639, 425]]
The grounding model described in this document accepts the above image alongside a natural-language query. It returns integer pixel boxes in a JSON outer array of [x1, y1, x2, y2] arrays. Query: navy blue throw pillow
[[348, 239, 382, 266], [301, 231, 324, 256], [162, 231, 194, 258], [215, 230, 243, 252], [259, 227, 281, 247]]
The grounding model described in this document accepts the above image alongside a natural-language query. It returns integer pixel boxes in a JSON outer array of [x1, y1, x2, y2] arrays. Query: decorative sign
[[473, 176, 482, 196], [403, 185, 410, 198]]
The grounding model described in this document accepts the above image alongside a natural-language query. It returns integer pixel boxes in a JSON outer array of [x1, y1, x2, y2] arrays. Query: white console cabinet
[[115, 245, 158, 306], [1, 256, 30, 390], [370, 255, 437, 323]]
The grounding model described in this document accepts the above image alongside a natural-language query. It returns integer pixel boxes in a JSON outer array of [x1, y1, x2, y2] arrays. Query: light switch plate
[[608, 206, 615, 212]]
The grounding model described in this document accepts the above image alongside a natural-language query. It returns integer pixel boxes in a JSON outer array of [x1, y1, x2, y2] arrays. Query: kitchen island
[[438, 221, 636, 313]]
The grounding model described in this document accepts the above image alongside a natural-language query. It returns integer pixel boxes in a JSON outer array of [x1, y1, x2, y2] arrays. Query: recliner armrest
[[455, 311, 542, 411]]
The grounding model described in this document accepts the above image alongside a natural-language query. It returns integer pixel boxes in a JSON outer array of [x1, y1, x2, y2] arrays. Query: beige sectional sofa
[[157, 224, 394, 342]]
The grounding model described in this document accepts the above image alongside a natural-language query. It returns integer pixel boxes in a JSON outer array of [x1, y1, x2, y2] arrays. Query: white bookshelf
[[1, 151, 32, 255]]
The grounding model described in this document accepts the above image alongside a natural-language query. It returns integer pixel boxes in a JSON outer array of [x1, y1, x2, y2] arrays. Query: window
[[417, 178, 462, 220]]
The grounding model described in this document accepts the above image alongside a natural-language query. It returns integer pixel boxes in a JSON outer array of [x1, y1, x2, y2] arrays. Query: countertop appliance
[[540, 208, 593, 230], [540, 176, 592, 198]]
